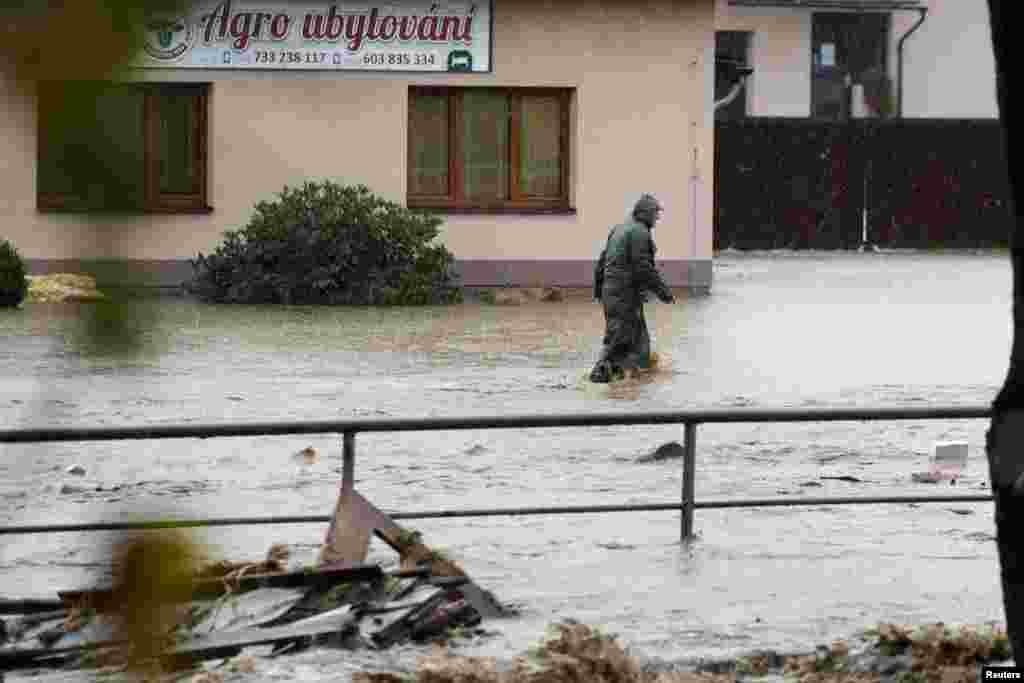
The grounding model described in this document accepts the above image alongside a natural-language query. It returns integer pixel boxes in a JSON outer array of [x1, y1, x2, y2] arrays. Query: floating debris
[[354, 620, 1015, 683], [26, 274, 105, 303], [0, 487, 505, 677], [292, 447, 319, 465], [597, 541, 637, 551], [635, 442, 684, 464], [913, 442, 969, 484]]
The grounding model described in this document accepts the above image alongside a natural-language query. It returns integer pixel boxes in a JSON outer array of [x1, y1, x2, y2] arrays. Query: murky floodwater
[[0, 251, 1014, 678]]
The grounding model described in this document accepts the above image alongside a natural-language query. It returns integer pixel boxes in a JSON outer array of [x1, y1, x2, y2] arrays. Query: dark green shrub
[[0, 239, 29, 308], [188, 181, 462, 305]]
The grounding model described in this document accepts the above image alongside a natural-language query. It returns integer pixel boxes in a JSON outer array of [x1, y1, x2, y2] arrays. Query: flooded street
[[0, 251, 1014, 677]]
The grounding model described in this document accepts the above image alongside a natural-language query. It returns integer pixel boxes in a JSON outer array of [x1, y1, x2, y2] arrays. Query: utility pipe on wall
[[714, 76, 750, 111], [896, 7, 928, 117]]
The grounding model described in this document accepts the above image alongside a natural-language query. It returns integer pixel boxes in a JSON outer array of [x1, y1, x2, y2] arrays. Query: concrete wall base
[[26, 258, 714, 295]]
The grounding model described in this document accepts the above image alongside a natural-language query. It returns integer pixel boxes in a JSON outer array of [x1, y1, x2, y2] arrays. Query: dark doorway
[[811, 12, 890, 120]]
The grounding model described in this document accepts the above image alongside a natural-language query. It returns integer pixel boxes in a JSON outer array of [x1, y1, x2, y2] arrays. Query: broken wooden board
[[188, 588, 308, 635], [321, 491, 503, 619], [0, 604, 359, 672], [162, 603, 360, 669], [0, 599, 65, 616], [365, 588, 447, 649], [58, 563, 386, 611], [0, 644, 84, 672], [319, 490, 373, 567]]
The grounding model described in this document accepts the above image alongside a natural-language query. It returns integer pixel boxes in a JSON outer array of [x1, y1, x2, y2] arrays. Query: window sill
[[408, 203, 577, 216], [37, 205, 215, 215]]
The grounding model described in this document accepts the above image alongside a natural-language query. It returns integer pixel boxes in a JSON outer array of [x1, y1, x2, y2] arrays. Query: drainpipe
[[896, 7, 928, 118], [714, 60, 754, 112], [714, 75, 751, 111]]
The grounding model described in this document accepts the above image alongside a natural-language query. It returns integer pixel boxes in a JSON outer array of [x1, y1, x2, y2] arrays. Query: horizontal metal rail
[[0, 405, 995, 543], [0, 495, 993, 536], [0, 406, 992, 444]]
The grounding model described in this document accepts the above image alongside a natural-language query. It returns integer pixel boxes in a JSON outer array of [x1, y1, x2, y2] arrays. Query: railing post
[[342, 431, 356, 496], [682, 422, 697, 542]]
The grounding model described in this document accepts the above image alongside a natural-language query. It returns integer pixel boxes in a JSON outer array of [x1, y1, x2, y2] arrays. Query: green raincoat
[[591, 202, 673, 381]]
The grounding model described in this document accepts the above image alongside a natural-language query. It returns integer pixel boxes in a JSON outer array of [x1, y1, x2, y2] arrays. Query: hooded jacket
[[593, 198, 673, 303]]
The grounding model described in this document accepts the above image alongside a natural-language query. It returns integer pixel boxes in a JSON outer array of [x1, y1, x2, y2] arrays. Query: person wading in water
[[590, 193, 675, 383]]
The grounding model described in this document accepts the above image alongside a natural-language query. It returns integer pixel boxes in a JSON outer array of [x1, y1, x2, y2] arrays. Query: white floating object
[[65, 465, 86, 476], [911, 442, 968, 483], [931, 441, 968, 478]]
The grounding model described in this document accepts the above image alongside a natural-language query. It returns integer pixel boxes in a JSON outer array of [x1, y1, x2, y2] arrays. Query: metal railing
[[0, 405, 995, 542]]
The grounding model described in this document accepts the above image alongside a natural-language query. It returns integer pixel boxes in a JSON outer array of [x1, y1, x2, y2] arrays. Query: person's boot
[[609, 363, 626, 382]]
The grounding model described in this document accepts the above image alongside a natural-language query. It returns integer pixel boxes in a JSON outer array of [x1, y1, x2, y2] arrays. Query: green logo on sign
[[447, 50, 473, 72], [144, 16, 194, 62]]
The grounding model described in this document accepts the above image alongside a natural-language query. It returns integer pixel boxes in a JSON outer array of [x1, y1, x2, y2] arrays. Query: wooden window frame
[[37, 83, 211, 214], [407, 87, 573, 214]]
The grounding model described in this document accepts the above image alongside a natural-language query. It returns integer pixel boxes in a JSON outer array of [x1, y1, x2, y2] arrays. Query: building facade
[[715, 0, 997, 120], [0, 0, 717, 293]]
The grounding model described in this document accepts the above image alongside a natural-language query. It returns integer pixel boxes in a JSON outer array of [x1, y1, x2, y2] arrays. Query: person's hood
[[631, 194, 661, 227]]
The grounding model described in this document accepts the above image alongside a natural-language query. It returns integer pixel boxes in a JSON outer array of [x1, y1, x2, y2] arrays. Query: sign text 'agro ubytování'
[[139, 0, 491, 72]]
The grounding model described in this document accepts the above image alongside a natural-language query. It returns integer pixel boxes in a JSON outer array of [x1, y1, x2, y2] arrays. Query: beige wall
[[716, 1, 809, 117], [715, 0, 997, 119], [0, 0, 716, 287], [893, 0, 997, 118]]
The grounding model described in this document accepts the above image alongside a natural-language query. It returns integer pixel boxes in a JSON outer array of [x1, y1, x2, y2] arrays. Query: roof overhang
[[728, 0, 924, 10]]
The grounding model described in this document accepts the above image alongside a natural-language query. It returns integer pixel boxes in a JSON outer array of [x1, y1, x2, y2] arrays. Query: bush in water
[[188, 181, 462, 305], [0, 239, 28, 308]]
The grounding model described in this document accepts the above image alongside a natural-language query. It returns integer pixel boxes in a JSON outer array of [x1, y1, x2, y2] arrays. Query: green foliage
[[0, 2, 192, 86], [77, 299, 151, 359], [188, 181, 463, 305], [0, 239, 28, 308], [396, 529, 423, 549], [77, 642, 99, 669], [815, 653, 848, 673], [318, 582, 353, 609], [427, 548, 450, 562], [382, 576, 403, 595], [992, 637, 1012, 660]]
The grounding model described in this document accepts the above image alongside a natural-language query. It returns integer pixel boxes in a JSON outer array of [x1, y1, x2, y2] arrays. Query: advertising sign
[[139, 0, 492, 72]]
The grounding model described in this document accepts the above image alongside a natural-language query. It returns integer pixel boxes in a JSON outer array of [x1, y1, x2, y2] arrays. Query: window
[[407, 87, 572, 212], [37, 82, 209, 212], [811, 12, 890, 120], [715, 31, 751, 121]]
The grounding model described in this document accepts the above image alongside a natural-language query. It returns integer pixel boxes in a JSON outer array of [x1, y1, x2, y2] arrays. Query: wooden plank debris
[[58, 564, 388, 611]]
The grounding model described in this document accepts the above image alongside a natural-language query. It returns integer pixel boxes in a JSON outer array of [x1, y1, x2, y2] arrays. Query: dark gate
[[714, 118, 1014, 250]]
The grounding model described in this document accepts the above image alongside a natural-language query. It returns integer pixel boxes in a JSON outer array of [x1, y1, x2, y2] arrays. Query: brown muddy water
[[0, 251, 1014, 679]]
